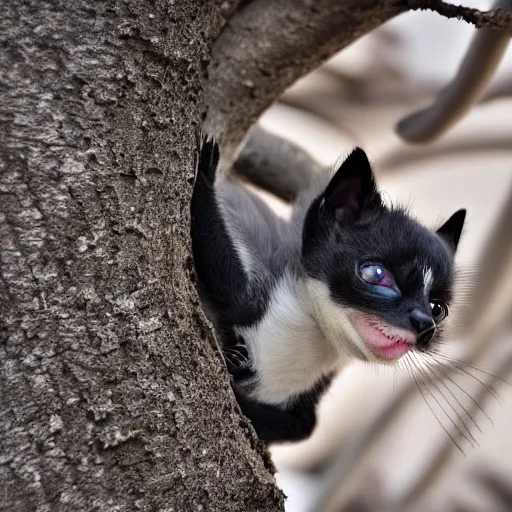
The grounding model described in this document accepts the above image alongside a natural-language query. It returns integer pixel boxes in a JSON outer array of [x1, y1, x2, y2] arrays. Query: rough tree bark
[[0, 1, 281, 510], [1, 0, 512, 511]]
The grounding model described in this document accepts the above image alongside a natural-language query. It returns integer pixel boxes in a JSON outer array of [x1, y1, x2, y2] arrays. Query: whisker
[[429, 351, 503, 404], [432, 352, 511, 388], [403, 354, 466, 455], [411, 351, 481, 443], [422, 352, 494, 426], [397, 358, 411, 382], [409, 354, 477, 449], [430, 352, 501, 400], [454, 265, 479, 280], [414, 352, 483, 433]]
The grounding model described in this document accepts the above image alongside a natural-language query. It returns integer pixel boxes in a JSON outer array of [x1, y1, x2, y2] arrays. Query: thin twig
[[408, 0, 512, 33]]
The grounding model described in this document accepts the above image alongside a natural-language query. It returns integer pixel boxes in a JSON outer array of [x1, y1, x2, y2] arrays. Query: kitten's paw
[[196, 135, 219, 185]]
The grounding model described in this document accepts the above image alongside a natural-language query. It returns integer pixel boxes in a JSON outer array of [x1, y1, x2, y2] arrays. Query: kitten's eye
[[359, 263, 394, 286], [430, 300, 448, 322], [358, 262, 400, 298]]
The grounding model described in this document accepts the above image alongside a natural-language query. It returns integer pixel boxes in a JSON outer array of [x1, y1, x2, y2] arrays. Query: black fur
[[191, 138, 268, 328], [234, 373, 334, 443], [191, 138, 466, 443], [302, 148, 464, 353]]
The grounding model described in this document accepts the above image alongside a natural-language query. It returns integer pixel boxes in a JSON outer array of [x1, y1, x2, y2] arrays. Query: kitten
[[191, 137, 465, 443]]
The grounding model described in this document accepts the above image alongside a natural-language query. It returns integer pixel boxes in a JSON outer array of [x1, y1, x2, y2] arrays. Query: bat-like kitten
[[191, 137, 466, 443]]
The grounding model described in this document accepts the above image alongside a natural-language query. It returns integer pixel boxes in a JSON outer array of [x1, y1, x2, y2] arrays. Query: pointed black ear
[[323, 147, 379, 223], [437, 209, 466, 251]]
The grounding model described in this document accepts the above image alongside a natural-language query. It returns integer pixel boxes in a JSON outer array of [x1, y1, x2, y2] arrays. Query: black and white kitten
[[191, 137, 466, 444]]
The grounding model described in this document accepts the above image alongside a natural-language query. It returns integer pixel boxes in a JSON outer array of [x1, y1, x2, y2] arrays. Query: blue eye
[[360, 263, 386, 284], [358, 262, 401, 298]]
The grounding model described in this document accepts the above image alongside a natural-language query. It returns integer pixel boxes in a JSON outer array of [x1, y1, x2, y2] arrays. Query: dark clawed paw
[[197, 135, 220, 184]]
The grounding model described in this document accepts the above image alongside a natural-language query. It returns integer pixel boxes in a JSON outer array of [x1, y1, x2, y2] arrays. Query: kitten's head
[[301, 148, 466, 363]]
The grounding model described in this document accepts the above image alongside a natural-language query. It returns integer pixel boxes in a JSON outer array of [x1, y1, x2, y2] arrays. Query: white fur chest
[[236, 273, 342, 406]]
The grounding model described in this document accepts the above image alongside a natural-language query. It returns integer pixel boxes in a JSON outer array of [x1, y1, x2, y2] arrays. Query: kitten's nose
[[410, 308, 436, 344]]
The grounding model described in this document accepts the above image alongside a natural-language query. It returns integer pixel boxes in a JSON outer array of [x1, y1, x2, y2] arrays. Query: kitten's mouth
[[348, 312, 416, 361]]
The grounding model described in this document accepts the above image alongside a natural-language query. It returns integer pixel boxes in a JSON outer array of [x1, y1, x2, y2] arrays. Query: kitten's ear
[[437, 209, 466, 251], [323, 147, 380, 223]]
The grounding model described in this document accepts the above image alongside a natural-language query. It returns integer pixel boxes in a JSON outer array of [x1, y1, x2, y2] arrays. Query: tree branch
[[231, 126, 324, 201], [205, 0, 408, 171], [205, 0, 512, 172], [408, 0, 512, 33], [379, 136, 512, 170], [397, 0, 512, 143]]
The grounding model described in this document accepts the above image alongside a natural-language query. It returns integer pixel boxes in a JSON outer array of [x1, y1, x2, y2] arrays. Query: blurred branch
[[231, 126, 323, 201], [308, 381, 421, 511], [460, 184, 512, 340], [409, 0, 512, 33], [482, 75, 512, 102], [380, 136, 512, 171], [397, 0, 511, 143], [473, 467, 512, 509], [397, 342, 512, 511]]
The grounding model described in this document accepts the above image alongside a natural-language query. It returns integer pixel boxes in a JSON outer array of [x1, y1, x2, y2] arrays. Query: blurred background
[[251, 1, 512, 510]]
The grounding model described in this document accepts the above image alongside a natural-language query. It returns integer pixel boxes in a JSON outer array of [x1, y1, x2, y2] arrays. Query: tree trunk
[[0, 1, 282, 510]]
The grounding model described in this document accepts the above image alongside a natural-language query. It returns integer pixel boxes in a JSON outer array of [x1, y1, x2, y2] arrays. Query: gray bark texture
[[0, 1, 281, 510]]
